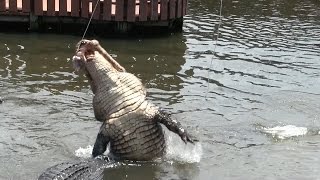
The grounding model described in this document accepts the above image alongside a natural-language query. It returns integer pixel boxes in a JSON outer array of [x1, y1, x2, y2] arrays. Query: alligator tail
[[38, 157, 114, 180]]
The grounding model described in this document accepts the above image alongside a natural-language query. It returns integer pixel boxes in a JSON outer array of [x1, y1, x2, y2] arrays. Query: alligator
[[38, 39, 196, 179], [73, 39, 195, 160]]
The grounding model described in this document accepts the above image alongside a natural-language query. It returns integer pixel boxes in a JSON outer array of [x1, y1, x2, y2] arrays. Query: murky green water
[[1, 0, 320, 179]]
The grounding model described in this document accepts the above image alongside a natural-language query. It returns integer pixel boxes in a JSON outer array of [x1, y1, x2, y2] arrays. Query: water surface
[[0, 0, 320, 179]]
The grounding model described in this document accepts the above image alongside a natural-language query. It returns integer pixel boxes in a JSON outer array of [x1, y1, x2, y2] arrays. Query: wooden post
[[34, 0, 43, 15], [29, 0, 39, 31], [160, 0, 168, 20], [115, 0, 124, 21], [126, 0, 135, 22], [102, 0, 112, 20], [177, 0, 181, 18], [92, 0, 100, 20], [169, 0, 175, 19], [9, 0, 17, 13], [59, 0, 68, 16], [139, 0, 147, 21], [47, 0, 56, 16], [0, 0, 5, 12], [150, 0, 158, 21], [182, 0, 187, 15], [71, 0, 80, 17], [22, 0, 31, 12], [81, 0, 89, 18]]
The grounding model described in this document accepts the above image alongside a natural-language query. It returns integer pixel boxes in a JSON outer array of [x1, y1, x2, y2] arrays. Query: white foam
[[262, 125, 308, 140], [75, 145, 93, 158], [74, 136, 203, 164], [165, 133, 202, 163]]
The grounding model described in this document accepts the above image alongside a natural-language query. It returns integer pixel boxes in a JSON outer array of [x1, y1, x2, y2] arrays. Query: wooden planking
[[0, 0, 5, 12], [0, 0, 187, 22], [150, 0, 158, 20], [102, 0, 112, 20], [22, 0, 31, 12], [160, 0, 168, 20], [176, 0, 181, 17], [34, 0, 43, 15], [71, 0, 80, 17], [115, 0, 124, 21], [169, 0, 175, 19], [92, 0, 100, 20], [9, 0, 17, 12], [81, 0, 89, 18], [126, 0, 135, 22], [47, 0, 56, 16], [139, 0, 147, 21], [59, 0, 68, 16]]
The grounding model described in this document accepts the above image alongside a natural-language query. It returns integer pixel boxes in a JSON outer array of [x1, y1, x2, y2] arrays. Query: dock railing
[[0, 0, 187, 22]]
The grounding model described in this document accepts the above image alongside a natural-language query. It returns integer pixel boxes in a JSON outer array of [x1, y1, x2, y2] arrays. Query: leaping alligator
[[38, 39, 196, 179]]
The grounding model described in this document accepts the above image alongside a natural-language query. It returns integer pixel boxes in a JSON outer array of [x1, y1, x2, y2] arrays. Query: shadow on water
[[103, 161, 200, 180]]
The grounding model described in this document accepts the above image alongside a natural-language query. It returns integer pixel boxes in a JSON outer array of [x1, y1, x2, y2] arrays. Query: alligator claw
[[181, 132, 198, 144]]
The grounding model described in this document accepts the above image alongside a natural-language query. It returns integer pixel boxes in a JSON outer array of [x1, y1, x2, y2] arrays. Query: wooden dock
[[0, 0, 187, 34]]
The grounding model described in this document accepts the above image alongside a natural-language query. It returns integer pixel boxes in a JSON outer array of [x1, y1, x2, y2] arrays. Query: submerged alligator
[[39, 39, 196, 179]]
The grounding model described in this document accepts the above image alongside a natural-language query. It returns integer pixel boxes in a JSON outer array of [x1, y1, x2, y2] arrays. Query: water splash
[[75, 136, 203, 164], [165, 133, 202, 163], [75, 145, 93, 158], [262, 125, 308, 140]]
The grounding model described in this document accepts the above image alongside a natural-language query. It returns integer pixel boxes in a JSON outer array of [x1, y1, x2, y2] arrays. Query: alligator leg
[[92, 124, 110, 158], [154, 110, 197, 144]]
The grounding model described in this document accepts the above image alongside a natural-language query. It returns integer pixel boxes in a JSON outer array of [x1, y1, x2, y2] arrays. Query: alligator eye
[[80, 41, 86, 45]]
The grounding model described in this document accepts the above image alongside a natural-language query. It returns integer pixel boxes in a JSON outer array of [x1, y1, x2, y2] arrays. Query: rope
[[205, 0, 223, 99], [81, 0, 100, 40]]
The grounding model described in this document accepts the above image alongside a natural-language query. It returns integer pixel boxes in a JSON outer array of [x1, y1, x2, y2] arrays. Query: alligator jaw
[[72, 53, 85, 71]]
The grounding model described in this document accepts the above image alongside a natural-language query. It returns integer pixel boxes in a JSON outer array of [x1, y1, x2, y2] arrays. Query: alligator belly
[[110, 123, 166, 161]]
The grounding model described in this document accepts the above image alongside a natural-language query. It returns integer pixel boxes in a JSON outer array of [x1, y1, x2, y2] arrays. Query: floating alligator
[[38, 39, 196, 179]]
